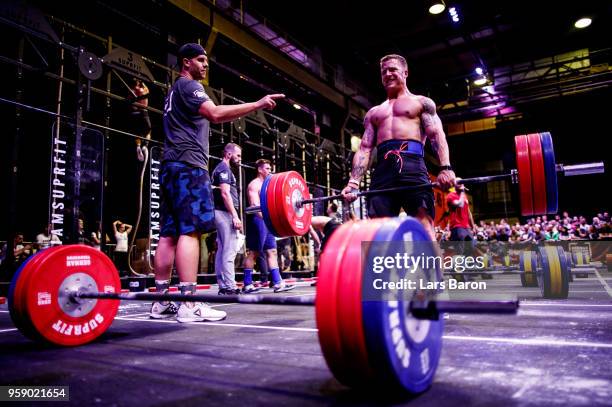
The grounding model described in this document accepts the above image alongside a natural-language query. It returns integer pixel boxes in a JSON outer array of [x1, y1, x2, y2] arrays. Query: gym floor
[[1, 273, 611, 406]]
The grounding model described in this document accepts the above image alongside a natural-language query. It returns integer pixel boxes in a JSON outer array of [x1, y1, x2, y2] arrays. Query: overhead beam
[[169, 0, 365, 117]]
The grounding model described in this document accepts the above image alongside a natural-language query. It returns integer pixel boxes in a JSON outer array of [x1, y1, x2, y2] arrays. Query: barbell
[[442, 245, 573, 299], [244, 132, 604, 237], [9, 216, 520, 394], [477, 245, 594, 298]]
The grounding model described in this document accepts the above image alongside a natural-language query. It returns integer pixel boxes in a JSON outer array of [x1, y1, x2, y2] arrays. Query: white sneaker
[[150, 301, 178, 319], [272, 281, 296, 293], [176, 302, 227, 323]]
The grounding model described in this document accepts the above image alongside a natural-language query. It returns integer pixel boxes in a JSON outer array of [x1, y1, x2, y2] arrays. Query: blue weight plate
[[537, 246, 551, 297], [259, 175, 278, 236], [538, 246, 568, 299], [8, 253, 37, 337], [555, 246, 570, 295], [362, 217, 444, 394], [539, 132, 558, 214], [8, 248, 59, 341]]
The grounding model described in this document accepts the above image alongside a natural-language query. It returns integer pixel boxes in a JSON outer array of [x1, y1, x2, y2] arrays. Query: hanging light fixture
[[428, 0, 446, 15], [574, 17, 592, 29]]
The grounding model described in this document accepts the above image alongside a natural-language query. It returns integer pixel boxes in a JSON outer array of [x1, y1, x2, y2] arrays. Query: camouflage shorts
[[160, 162, 215, 237]]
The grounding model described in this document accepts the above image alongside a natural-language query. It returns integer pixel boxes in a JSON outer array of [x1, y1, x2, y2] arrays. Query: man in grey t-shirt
[[151, 43, 285, 323], [212, 143, 243, 294]]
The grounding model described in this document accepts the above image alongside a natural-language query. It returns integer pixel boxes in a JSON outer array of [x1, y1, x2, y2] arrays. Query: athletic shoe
[[242, 284, 261, 294], [176, 302, 227, 323], [218, 288, 241, 295], [272, 281, 296, 293], [149, 301, 178, 319]]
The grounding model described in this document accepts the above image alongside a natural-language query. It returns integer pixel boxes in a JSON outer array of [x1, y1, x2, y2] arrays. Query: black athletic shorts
[[367, 139, 435, 219]]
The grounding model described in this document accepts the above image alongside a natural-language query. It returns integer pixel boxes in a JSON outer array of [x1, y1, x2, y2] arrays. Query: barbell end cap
[[510, 169, 518, 184]]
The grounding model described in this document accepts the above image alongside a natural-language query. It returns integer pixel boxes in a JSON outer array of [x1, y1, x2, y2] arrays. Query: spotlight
[[574, 17, 592, 29], [473, 77, 487, 86], [428, 0, 446, 15], [475, 67, 483, 75], [292, 103, 302, 110], [448, 6, 460, 23]]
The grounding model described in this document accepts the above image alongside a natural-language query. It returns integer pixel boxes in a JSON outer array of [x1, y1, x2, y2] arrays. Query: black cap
[[178, 43, 207, 60]]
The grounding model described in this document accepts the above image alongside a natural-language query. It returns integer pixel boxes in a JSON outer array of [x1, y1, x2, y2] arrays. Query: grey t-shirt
[[162, 77, 211, 169], [212, 161, 239, 211]]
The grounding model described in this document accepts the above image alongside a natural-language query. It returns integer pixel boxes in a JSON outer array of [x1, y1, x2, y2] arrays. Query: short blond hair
[[380, 54, 408, 71]]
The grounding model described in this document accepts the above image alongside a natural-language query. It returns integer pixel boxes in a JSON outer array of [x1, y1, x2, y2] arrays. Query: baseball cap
[[178, 43, 207, 60]]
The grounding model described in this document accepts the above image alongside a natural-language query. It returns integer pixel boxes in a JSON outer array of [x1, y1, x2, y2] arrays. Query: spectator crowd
[[435, 211, 611, 242]]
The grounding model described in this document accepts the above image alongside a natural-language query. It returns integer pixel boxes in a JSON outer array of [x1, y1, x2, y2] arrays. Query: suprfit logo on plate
[[66, 255, 91, 267]]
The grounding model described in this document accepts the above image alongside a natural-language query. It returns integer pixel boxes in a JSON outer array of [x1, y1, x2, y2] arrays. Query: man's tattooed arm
[[349, 109, 376, 186], [421, 97, 450, 166]]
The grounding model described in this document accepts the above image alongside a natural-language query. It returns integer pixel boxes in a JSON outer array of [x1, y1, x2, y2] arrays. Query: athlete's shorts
[[450, 227, 473, 242], [160, 161, 215, 237], [321, 218, 342, 252], [245, 214, 277, 252], [368, 139, 435, 219], [450, 227, 475, 256]]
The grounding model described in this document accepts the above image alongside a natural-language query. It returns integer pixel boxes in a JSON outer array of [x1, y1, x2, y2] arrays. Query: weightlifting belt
[[377, 139, 424, 173]]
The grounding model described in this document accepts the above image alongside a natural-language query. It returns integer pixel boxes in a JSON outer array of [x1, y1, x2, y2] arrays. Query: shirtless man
[[341, 54, 455, 239], [242, 159, 295, 293]]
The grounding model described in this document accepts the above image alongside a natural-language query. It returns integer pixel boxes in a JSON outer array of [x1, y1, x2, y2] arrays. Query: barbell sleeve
[[72, 291, 519, 316], [244, 161, 604, 213], [410, 300, 519, 319], [73, 291, 316, 306], [298, 174, 512, 206], [557, 162, 604, 177]]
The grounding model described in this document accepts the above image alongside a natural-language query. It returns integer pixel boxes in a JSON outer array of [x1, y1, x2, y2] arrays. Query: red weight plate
[[263, 173, 283, 236], [268, 172, 292, 237], [539, 132, 558, 214], [527, 133, 547, 215], [316, 221, 359, 384], [11, 247, 66, 341], [264, 172, 285, 237], [277, 171, 313, 236], [336, 219, 386, 385], [25, 245, 121, 346], [514, 135, 534, 216]]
